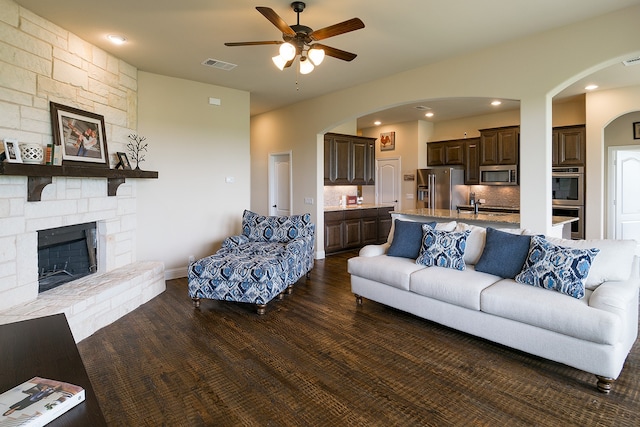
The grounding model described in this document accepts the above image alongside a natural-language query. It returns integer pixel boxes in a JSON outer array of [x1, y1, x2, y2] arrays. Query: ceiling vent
[[201, 58, 237, 71], [622, 57, 640, 66], [414, 106, 430, 111]]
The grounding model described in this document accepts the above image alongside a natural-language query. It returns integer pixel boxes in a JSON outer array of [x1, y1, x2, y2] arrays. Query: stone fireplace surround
[[0, 175, 165, 342]]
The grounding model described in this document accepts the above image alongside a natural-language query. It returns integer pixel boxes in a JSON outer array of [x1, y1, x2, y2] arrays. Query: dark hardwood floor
[[78, 250, 640, 426]]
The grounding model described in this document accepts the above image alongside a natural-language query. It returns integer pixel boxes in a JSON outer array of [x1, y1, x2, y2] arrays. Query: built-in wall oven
[[552, 167, 584, 206], [552, 166, 584, 239], [552, 205, 584, 240]]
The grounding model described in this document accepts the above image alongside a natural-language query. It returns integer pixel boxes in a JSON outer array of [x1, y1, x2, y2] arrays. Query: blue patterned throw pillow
[[515, 235, 599, 299], [242, 210, 311, 243], [416, 226, 470, 271]]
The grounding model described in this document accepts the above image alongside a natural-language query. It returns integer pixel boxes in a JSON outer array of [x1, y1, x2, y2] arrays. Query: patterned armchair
[[188, 210, 315, 314]]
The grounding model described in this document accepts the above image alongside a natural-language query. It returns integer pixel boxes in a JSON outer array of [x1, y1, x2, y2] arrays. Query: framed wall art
[[2, 138, 22, 163], [634, 121, 640, 140], [50, 102, 108, 166], [380, 131, 395, 151]]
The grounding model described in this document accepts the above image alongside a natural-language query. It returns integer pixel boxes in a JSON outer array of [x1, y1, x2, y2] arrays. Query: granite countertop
[[393, 208, 577, 227], [324, 203, 394, 212], [457, 204, 520, 213]]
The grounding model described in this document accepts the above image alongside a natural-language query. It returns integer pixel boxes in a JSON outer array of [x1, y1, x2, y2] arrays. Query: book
[[51, 145, 63, 166], [0, 377, 85, 427]]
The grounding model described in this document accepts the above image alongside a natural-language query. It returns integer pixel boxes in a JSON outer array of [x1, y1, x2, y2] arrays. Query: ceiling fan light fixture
[[279, 42, 296, 61], [308, 47, 325, 66], [272, 54, 288, 70], [299, 57, 314, 74]]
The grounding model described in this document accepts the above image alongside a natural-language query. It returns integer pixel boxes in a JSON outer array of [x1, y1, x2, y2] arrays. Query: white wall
[[250, 5, 640, 251], [136, 72, 250, 278]]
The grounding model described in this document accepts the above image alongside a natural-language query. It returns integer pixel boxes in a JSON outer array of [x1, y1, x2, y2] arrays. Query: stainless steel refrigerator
[[416, 168, 467, 210]]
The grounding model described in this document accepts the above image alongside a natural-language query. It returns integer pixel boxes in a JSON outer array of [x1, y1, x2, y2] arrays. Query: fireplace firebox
[[38, 222, 97, 293]]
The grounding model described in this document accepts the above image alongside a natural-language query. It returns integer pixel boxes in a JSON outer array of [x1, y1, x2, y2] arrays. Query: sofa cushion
[[410, 265, 501, 310], [348, 255, 425, 291], [416, 227, 470, 271], [387, 220, 436, 259], [545, 236, 637, 289], [475, 227, 532, 278], [242, 210, 312, 243], [481, 280, 621, 345], [515, 236, 599, 299]]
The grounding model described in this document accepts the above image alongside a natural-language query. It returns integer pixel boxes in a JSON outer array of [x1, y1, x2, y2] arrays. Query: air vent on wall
[[201, 58, 237, 71], [622, 57, 640, 66]]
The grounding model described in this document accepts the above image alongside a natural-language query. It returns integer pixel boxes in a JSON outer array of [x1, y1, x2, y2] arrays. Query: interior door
[[269, 153, 291, 216], [613, 149, 640, 247], [376, 158, 400, 210]]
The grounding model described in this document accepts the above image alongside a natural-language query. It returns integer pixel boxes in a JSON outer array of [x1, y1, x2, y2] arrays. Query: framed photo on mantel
[[50, 102, 109, 167]]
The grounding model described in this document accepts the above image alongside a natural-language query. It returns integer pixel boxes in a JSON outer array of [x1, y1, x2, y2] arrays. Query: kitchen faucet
[[474, 200, 480, 214]]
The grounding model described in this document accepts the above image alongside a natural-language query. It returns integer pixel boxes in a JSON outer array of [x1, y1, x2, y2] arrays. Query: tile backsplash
[[323, 185, 359, 206], [468, 185, 520, 207]]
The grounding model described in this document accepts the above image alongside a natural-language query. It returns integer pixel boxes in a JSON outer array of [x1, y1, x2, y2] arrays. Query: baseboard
[[165, 266, 187, 280]]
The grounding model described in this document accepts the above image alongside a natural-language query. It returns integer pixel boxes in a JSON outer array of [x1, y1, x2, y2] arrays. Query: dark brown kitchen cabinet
[[324, 207, 393, 254], [464, 138, 480, 185], [479, 126, 519, 165], [552, 125, 585, 166], [427, 139, 464, 166], [377, 206, 393, 243], [324, 133, 376, 185]]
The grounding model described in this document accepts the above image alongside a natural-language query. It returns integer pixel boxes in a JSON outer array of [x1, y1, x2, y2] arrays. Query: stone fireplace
[[0, 175, 165, 342]]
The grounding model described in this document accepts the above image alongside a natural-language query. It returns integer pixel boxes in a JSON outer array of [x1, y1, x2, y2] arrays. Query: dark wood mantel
[[0, 162, 158, 201]]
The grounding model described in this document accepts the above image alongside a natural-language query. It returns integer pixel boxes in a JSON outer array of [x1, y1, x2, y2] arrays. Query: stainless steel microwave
[[479, 165, 518, 185]]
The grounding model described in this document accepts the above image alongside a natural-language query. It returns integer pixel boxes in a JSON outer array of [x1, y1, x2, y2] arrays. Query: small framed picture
[[633, 122, 640, 140], [3, 138, 22, 163], [380, 131, 395, 151], [116, 152, 132, 170]]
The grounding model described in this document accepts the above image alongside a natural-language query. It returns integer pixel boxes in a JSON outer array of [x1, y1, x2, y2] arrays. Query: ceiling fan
[[224, 2, 365, 74]]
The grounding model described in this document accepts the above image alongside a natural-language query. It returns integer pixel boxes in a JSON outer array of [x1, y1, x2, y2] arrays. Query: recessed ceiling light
[[374, 121, 381, 126], [491, 100, 502, 106], [425, 112, 434, 118], [585, 84, 599, 91], [108, 34, 127, 45]]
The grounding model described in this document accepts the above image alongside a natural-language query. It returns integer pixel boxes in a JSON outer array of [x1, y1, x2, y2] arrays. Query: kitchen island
[[393, 208, 577, 239]]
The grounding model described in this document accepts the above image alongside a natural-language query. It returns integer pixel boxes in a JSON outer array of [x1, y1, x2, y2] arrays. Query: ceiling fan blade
[[256, 6, 296, 37], [224, 41, 283, 47], [309, 18, 364, 41], [313, 44, 357, 62]]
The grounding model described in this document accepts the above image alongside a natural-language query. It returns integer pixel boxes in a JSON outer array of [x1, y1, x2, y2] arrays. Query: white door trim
[[268, 151, 293, 216]]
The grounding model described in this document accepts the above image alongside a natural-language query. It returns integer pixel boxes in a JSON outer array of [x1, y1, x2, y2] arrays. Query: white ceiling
[[14, 0, 640, 125]]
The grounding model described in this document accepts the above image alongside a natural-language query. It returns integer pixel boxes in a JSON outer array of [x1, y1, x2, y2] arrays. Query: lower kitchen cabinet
[[324, 207, 393, 254]]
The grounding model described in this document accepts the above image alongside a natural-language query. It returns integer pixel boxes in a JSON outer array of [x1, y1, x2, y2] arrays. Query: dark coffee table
[[0, 313, 107, 426]]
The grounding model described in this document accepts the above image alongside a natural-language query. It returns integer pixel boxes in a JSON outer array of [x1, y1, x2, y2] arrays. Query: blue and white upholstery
[[188, 210, 315, 313]]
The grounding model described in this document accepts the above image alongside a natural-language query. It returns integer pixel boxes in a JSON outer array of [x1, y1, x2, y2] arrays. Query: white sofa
[[348, 219, 639, 393]]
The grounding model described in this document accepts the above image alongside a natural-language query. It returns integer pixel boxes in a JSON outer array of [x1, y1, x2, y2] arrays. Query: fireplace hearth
[[38, 222, 97, 293]]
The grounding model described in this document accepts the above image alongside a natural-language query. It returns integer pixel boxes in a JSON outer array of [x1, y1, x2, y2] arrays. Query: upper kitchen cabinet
[[427, 139, 465, 166], [479, 126, 519, 165], [324, 133, 376, 185], [464, 138, 480, 185], [552, 125, 585, 167]]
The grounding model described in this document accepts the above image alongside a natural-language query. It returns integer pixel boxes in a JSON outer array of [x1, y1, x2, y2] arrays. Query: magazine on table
[[0, 377, 85, 427]]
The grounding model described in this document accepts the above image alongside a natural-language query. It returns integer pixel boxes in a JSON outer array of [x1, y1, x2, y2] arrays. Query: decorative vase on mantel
[[19, 143, 44, 165]]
